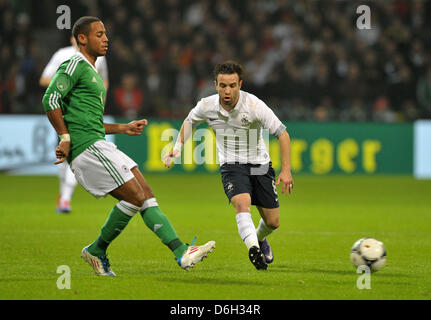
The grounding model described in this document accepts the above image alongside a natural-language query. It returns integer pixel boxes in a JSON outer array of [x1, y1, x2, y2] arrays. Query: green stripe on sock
[[167, 238, 183, 252]]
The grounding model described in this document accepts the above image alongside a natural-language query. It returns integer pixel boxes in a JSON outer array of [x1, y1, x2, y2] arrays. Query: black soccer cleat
[[259, 238, 274, 264], [248, 246, 268, 270]]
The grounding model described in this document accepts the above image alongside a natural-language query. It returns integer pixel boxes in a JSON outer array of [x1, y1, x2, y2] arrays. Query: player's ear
[[78, 34, 87, 46], [239, 80, 243, 89], [214, 80, 218, 88]]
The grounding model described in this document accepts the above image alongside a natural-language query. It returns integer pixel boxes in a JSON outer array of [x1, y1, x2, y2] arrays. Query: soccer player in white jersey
[[40, 36, 109, 214], [165, 61, 294, 270]]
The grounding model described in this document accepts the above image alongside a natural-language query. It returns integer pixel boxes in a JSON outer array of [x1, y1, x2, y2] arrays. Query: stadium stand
[[1, 0, 431, 121]]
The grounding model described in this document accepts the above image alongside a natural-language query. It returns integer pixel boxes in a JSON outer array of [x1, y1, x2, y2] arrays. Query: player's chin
[[99, 47, 108, 56]]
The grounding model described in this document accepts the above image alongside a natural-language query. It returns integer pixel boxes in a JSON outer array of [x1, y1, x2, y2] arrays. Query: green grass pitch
[[0, 173, 430, 300]]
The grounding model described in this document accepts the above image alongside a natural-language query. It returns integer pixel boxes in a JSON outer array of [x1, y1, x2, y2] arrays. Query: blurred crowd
[[2, 0, 431, 122]]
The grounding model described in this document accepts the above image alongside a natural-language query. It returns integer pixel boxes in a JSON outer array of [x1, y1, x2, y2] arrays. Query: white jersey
[[41, 46, 109, 81], [186, 90, 286, 165]]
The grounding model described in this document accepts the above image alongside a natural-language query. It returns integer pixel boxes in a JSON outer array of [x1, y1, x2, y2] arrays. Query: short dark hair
[[72, 16, 101, 46], [213, 60, 244, 82]]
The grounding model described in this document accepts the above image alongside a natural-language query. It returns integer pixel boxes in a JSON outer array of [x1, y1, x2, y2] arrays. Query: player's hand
[[125, 119, 148, 136], [54, 140, 70, 165], [163, 150, 181, 168], [275, 170, 294, 195]]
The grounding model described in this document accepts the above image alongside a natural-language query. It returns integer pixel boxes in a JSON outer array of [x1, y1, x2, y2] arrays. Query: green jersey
[[42, 52, 107, 162]]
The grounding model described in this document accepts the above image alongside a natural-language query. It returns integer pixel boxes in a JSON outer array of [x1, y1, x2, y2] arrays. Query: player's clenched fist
[[125, 119, 148, 136], [54, 140, 70, 164]]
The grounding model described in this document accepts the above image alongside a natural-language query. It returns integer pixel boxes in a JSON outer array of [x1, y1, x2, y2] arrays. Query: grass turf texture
[[0, 174, 430, 300]]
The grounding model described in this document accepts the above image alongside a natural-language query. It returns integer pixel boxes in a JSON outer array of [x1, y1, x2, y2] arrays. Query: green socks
[[88, 202, 137, 257], [140, 199, 188, 259], [88, 198, 188, 259]]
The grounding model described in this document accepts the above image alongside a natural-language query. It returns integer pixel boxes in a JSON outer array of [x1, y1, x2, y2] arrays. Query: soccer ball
[[350, 238, 386, 272]]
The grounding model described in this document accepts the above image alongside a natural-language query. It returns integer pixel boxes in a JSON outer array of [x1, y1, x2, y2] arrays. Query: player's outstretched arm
[[276, 130, 294, 195], [104, 119, 148, 135], [163, 119, 193, 168]]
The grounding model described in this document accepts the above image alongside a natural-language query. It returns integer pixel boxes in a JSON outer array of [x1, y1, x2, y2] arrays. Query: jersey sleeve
[[255, 99, 286, 138], [42, 59, 83, 112], [185, 99, 208, 126]]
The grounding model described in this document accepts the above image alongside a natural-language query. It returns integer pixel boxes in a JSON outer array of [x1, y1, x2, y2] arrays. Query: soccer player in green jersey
[[42, 16, 215, 276]]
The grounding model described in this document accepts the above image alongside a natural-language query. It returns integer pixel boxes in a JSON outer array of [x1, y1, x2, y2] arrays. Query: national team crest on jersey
[[239, 113, 250, 126], [56, 74, 71, 92], [226, 182, 234, 193]]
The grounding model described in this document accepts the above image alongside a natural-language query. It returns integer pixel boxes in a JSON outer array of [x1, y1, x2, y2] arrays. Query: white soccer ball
[[350, 238, 386, 272]]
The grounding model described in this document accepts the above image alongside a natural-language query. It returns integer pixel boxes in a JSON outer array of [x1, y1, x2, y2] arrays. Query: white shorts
[[70, 140, 137, 198]]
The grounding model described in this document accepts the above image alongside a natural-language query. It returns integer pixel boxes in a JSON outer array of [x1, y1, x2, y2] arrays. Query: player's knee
[[234, 202, 250, 213], [130, 194, 146, 208], [123, 187, 147, 207], [231, 194, 251, 213], [129, 186, 155, 208], [142, 187, 155, 201], [265, 216, 280, 230], [269, 220, 280, 230]]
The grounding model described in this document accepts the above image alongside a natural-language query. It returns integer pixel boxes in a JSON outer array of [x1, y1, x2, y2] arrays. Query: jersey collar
[[75, 52, 98, 73], [218, 91, 243, 118]]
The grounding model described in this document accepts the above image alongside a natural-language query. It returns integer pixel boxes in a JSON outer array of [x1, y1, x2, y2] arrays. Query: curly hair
[[213, 60, 244, 82]]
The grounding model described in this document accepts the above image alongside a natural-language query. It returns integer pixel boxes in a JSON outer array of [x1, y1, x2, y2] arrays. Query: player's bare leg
[[110, 174, 146, 205], [231, 193, 267, 270]]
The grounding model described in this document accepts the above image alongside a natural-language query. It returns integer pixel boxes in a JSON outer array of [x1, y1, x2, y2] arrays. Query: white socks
[[59, 163, 78, 202], [256, 218, 274, 241], [236, 212, 259, 250], [140, 197, 159, 212], [236, 214, 277, 249]]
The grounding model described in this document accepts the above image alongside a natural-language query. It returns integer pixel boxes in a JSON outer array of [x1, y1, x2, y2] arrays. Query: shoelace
[[184, 236, 197, 247], [189, 236, 197, 247]]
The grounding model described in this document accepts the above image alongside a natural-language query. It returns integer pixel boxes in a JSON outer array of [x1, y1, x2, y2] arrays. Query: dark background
[[1, 0, 431, 122]]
